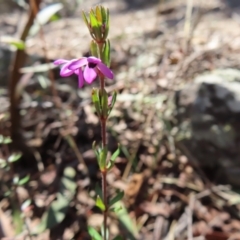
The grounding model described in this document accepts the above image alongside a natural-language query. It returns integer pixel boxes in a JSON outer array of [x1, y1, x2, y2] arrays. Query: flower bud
[[82, 5, 109, 42]]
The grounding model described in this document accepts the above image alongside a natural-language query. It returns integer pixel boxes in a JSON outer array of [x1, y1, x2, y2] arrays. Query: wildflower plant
[[54, 5, 122, 240]]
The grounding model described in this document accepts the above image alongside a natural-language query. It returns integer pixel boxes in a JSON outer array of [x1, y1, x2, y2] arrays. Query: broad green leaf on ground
[[88, 226, 102, 240], [8, 153, 22, 163], [12, 202, 24, 234], [109, 191, 124, 207], [113, 201, 139, 240], [32, 167, 76, 234]]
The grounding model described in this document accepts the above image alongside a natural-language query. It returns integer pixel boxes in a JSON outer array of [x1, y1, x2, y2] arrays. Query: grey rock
[[175, 68, 240, 187]]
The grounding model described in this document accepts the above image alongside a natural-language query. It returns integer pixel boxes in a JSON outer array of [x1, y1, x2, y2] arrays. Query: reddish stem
[[101, 169, 107, 240]]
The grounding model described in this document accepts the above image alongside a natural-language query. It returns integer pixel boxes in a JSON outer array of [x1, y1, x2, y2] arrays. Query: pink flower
[[54, 56, 114, 88]]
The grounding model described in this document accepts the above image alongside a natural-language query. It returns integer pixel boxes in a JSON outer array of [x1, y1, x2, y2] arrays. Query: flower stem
[[101, 169, 107, 240], [99, 73, 107, 240]]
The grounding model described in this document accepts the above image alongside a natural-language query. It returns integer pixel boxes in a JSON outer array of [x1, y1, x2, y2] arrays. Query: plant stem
[[97, 39, 108, 240], [99, 73, 107, 240], [101, 169, 107, 240]]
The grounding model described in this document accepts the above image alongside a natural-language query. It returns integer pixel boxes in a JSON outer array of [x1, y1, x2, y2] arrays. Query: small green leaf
[[88, 226, 102, 240], [111, 145, 120, 162], [109, 191, 124, 207], [96, 195, 105, 211], [92, 88, 101, 116], [13, 176, 19, 185], [89, 10, 102, 40], [95, 6, 102, 22], [108, 91, 117, 116], [0, 158, 7, 168], [82, 11, 89, 28], [49, 14, 60, 22], [1, 36, 25, 50], [90, 40, 99, 58], [4, 190, 11, 197], [103, 8, 109, 39], [100, 89, 108, 119], [101, 6, 107, 24], [21, 199, 31, 212], [63, 167, 76, 178], [98, 147, 107, 171], [110, 205, 123, 213], [8, 153, 22, 163], [102, 39, 110, 66], [114, 201, 139, 238], [0, 135, 12, 144], [18, 175, 30, 185], [12, 202, 24, 234], [92, 141, 100, 162]]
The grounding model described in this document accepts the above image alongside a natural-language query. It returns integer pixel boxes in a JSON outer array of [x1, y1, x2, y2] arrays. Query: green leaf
[[101, 6, 107, 24], [102, 40, 110, 66], [1, 36, 25, 50], [30, 3, 63, 36], [109, 191, 124, 207], [92, 88, 101, 116], [21, 199, 31, 212], [107, 144, 120, 170], [111, 145, 120, 162], [8, 153, 22, 163], [0, 158, 7, 168], [13, 176, 19, 185], [90, 40, 99, 58], [18, 175, 30, 185], [110, 205, 122, 213], [32, 167, 77, 234], [64, 167, 76, 178], [89, 11, 101, 40], [12, 202, 24, 234], [102, 8, 109, 39], [98, 147, 107, 171], [95, 6, 102, 22], [108, 91, 117, 116], [49, 14, 60, 22], [88, 226, 102, 240], [114, 201, 139, 239], [100, 89, 108, 119], [96, 195, 105, 211], [82, 11, 90, 29], [0, 135, 12, 144]]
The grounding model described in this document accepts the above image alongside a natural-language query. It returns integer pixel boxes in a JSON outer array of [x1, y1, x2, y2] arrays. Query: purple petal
[[87, 56, 101, 64], [97, 62, 114, 79], [77, 68, 84, 88], [54, 59, 69, 65], [68, 58, 88, 70], [84, 65, 97, 83], [60, 62, 75, 77]]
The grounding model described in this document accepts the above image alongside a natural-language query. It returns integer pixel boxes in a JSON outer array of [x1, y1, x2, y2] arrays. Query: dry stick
[[9, 0, 42, 152], [184, 0, 193, 54], [30, 0, 88, 173], [30, 0, 60, 108]]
